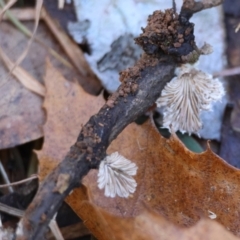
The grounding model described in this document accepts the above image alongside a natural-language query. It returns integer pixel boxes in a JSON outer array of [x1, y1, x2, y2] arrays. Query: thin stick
[[0, 1, 73, 69], [0, 0, 17, 20], [0, 174, 38, 188], [181, 0, 223, 14], [0, 202, 24, 218], [0, 202, 64, 240], [213, 67, 240, 78], [0, 160, 13, 193], [49, 214, 64, 240]]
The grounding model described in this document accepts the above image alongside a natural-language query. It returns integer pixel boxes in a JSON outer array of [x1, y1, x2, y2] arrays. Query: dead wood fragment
[[15, 2, 223, 239], [15, 53, 175, 240]]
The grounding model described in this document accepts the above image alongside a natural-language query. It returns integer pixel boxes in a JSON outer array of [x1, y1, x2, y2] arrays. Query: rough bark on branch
[[15, 54, 176, 240]]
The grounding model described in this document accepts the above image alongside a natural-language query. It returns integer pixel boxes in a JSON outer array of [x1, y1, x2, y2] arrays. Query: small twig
[[46, 222, 90, 240], [0, 160, 13, 193], [0, 203, 64, 240], [48, 214, 64, 240], [0, 202, 24, 218], [213, 66, 240, 78], [0, 174, 38, 188], [181, 0, 223, 15]]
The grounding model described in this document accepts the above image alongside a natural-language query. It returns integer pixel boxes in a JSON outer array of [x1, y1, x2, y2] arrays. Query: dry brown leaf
[[37, 59, 105, 179], [0, 59, 44, 149], [65, 186, 238, 240], [0, 46, 45, 96], [0, 17, 93, 148], [37, 58, 240, 238], [131, 210, 238, 240], [37, 53, 240, 239], [78, 120, 240, 237], [74, 198, 239, 240]]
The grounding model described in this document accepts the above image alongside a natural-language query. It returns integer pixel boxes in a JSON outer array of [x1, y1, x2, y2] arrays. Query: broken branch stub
[[181, 0, 223, 15]]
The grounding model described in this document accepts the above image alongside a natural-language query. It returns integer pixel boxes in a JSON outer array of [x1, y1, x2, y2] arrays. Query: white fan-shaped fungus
[[156, 64, 224, 134], [98, 152, 138, 198]]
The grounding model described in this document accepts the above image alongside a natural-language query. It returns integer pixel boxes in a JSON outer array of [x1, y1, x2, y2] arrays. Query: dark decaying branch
[[16, 54, 175, 240], [14, 1, 223, 239]]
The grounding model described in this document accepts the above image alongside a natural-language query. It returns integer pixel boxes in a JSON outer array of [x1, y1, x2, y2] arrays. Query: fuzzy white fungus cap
[[97, 152, 138, 198], [156, 64, 225, 134]]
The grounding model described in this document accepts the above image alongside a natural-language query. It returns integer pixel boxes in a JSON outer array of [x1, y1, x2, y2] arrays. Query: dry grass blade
[[0, 174, 38, 188], [46, 222, 90, 240], [235, 23, 240, 33], [0, 0, 17, 20], [49, 218, 64, 240], [1, 8, 39, 21], [41, 7, 96, 78], [214, 66, 240, 78], [11, 0, 43, 71], [0, 46, 45, 96], [0, 159, 13, 193], [1, 5, 73, 69], [0, 202, 24, 218], [0, 203, 65, 240]]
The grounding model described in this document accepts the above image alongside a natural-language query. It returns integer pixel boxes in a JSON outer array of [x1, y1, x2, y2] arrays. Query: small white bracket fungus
[[97, 152, 138, 198], [157, 63, 225, 135]]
